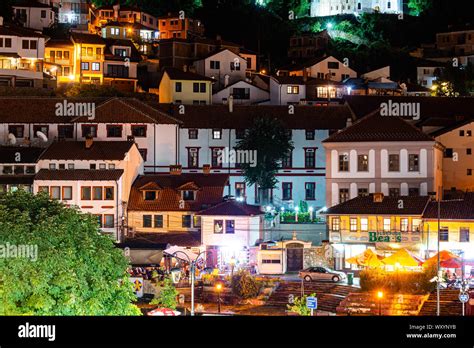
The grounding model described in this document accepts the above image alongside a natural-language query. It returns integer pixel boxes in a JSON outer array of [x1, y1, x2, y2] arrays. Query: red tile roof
[[325, 195, 430, 215], [39, 141, 135, 160], [151, 103, 352, 130], [198, 200, 263, 216], [423, 193, 474, 220], [0, 98, 180, 124], [128, 174, 229, 212], [323, 110, 435, 143], [35, 169, 124, 181]]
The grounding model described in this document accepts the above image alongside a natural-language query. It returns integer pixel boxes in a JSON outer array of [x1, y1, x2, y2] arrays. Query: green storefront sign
[[368, 231, 402, 243]]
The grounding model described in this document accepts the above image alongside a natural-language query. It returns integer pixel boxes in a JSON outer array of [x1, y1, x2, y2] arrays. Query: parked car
[[299, 267, 347, 283]]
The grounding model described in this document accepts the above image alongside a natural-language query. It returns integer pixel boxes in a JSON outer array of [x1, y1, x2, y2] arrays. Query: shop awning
[[128, 249, 163, 266], [346, 248, 383, 267], [424, 250, 462, 268], [382, 248, 424, 267], [164, 246, 198, 262]]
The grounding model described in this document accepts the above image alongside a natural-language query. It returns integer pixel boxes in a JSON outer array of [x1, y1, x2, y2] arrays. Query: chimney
[[203, 164, 211, 174], [228, 95, 234, 113], [346, 117, 353, 128], [113, 4, 120, 20], [170, 165, 182, 175], [0, 17, 3, 27], [373, 193, 384, 203], [85, 136, 93, 149]]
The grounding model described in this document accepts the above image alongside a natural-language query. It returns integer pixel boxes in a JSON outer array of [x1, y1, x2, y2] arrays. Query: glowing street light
[[215, 282, 223, 313], [377, 291, 384, 316], [326, 22, 333, 29]]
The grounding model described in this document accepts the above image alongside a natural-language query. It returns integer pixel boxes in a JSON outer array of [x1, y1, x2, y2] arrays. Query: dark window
[[22, 40, 29, 49], [143, 215, 152, 228], [460, 228, 470, 242], [114, 48, 127, 57], [408, 154, 419, 172], [328, 61, 339, 69], [154, 215, 163, 228], [444, 148, 454, 158], [235, 183, 245, 197], [409, 188, 419, 196], [182, 215, 192, 228], [339, 189, 349, 203], [107, 64, 128, 77], [305, 183, 316, 200], [467, 148, 472, 155], [81, 187, 91, 200], [144, 191, 156, 200], [211, 148, 223, 168], [339, 154, 349, 171], [41, 10, 46, 18], [5, 38, 11, 48], [131, 125, 146, 137], [58, 125, 74, 139], [188, 129, 198, 139], [8, 125, 24, 138], [104, 187, 114, 200], [175, 82, 182, 92], [82, 125, 97, 137], [468, 169, 472, 176], [281, 151, 292, 168], [305, 149, 316, 168], [358, 188, 368, 197], [282, 183, 292, 200], [182, 190, 195, 201], [30, 40, 37, 50], [389, 154, 400, 171], [460, 130, 465, 136], [210, 60, 220, 69], [389, 188, 400, 197], [193, 82, 199, 93], [187, 147, 199, 168], [357, 154, 368, 172], [200, 83, 206, 93], [232, 88, 250, 99], [305, 130, 315, 140], [106, 125, 122, 138], [440, 227, 449, 241], [225, 220, 235, 233], [33, 125, 48, 138], [93, 187, 103, 200]]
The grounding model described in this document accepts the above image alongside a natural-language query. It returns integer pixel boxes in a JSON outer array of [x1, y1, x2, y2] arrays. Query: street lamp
[[215, 282, 223, 313], [172, 250, 207, 316], [377, 291, 384, 316], [295, 206, 299, 223]]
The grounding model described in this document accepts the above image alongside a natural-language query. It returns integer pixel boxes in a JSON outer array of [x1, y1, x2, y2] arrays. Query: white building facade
[[310, 0, 403, 17]]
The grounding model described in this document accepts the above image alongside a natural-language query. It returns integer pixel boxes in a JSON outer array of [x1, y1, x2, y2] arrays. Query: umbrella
[[382, 248, 424, 267], [147, 308, 181, 316], [346, 249, 383, 267], [425, 250, 462, 268]]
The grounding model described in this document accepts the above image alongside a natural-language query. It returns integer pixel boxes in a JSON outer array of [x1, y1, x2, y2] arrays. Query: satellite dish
[[8, 133, 17, 145], [36, 131, 48, 143]]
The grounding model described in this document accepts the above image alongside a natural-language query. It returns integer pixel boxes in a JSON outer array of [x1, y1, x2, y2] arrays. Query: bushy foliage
[[360, 264, 437, 294], [150, 276, 179, 309], [0, 190, 141, 315], [231, 271, 260, 299], [287, 293, 316, 316]]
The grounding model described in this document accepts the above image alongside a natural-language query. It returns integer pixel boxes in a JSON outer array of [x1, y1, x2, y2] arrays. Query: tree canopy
[[235, 117, 293, 199], [0, 191, 141, 315]]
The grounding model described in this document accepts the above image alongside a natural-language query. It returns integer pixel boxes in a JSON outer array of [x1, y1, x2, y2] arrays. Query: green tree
[[235, 117, 293, 204], [150, 276, 179, 309], [408, 0, 432, 16], [0, 191, 141, 315]]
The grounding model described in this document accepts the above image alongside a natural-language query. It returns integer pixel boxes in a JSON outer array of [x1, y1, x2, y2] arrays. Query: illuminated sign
[[369, 231, 402, 243]]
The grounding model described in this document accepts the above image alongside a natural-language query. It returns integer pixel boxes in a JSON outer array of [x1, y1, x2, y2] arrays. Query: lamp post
[[215, 282, 223, 313], [172, 250, 206, 316], [295, 206, 299, 223], [377, 291, 384, 316]]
